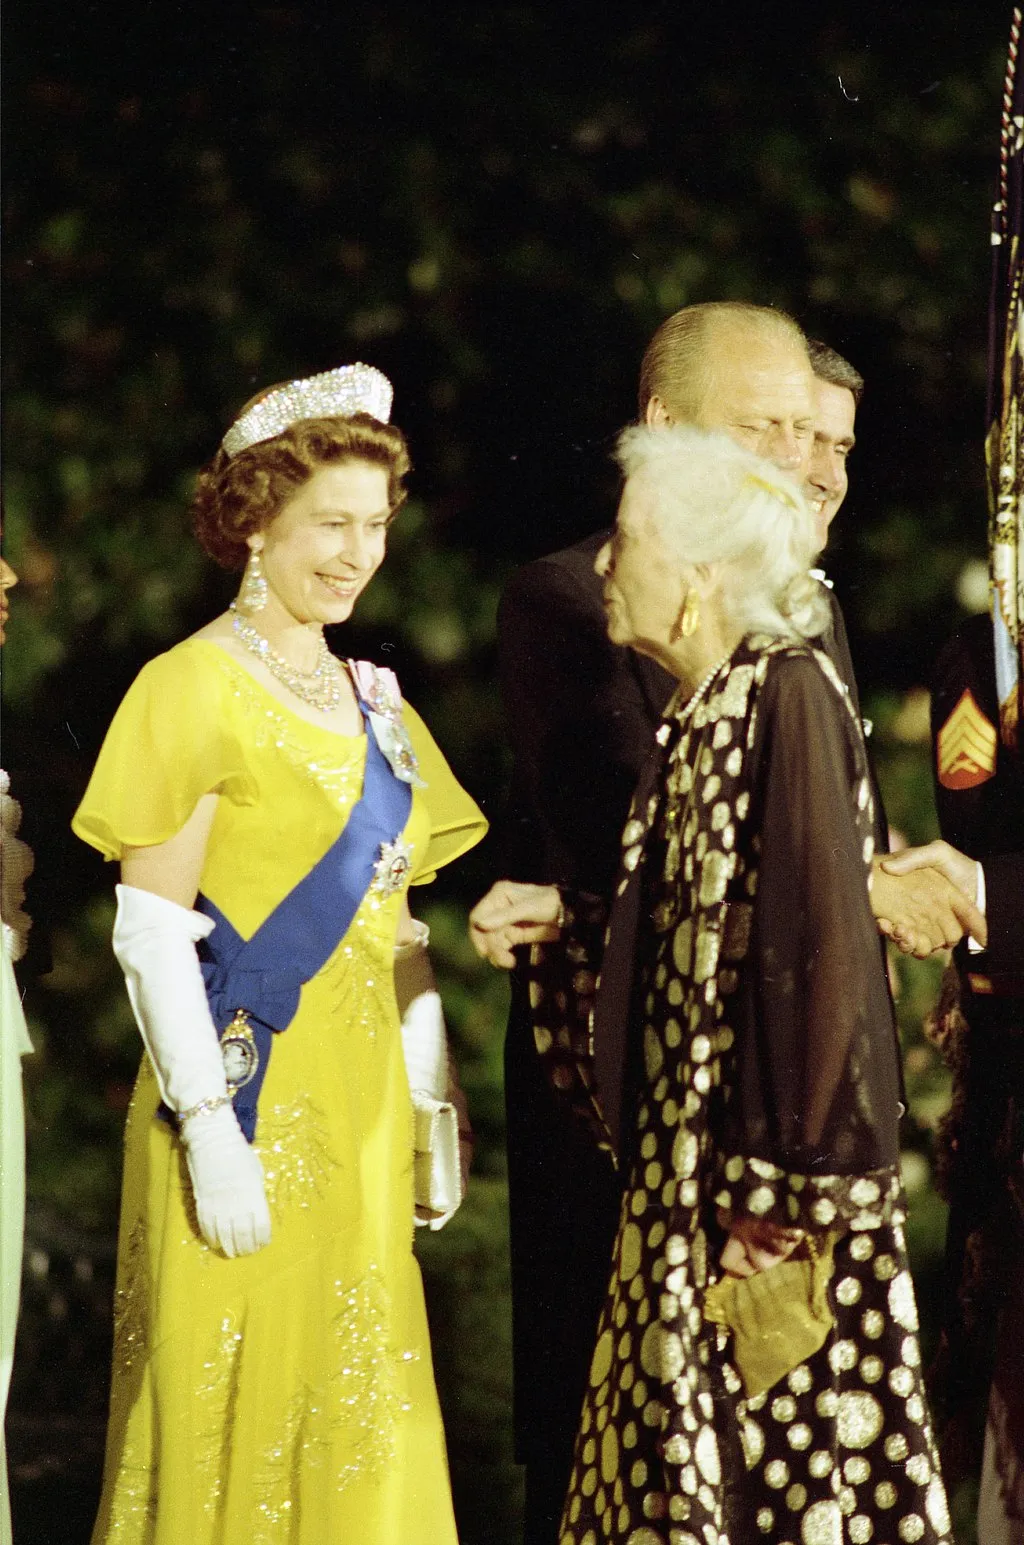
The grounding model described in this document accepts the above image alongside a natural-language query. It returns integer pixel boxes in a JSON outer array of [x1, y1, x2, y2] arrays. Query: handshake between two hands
[[871, 839, 986, 958], [468, 840, 987, 971]]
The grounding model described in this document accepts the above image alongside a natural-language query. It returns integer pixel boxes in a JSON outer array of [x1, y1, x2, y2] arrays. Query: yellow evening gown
[[72, 638, 487, 1545]]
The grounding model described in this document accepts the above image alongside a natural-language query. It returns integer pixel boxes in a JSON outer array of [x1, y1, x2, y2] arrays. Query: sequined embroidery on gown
[[73, 639, 485, 1545]]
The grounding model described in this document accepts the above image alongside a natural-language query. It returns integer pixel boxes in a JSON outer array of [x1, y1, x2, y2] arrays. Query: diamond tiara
[[221, 363, 394, 458]]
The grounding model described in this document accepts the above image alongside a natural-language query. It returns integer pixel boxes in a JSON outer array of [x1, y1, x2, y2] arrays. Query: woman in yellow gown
[[73, 365, 486, 1544]]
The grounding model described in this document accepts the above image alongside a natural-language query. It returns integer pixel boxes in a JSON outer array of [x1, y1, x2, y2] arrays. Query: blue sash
[[166, 696, 413, 1141]]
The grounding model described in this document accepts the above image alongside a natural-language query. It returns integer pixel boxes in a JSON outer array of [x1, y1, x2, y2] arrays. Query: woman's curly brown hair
[[192, 412, 412, 570]]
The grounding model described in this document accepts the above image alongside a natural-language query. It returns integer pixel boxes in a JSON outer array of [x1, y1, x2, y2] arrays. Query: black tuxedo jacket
[[497, 531, 674, 896], [497, 533, 671, 1465]]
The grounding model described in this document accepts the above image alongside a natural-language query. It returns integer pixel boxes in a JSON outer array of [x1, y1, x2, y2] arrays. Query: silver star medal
[[371, 837, 414, 897]]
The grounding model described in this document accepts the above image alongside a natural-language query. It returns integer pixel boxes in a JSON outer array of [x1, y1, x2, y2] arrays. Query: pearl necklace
[[682, 653, 731, 718], [229, 602, 343, 712], [656, 654, 732, 749]]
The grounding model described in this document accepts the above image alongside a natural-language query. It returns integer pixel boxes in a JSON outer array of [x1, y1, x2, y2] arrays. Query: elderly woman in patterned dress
[[471, 425, 952, 1545]]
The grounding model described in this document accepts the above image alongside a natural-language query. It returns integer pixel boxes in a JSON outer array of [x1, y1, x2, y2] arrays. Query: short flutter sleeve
[[72, 643, 256, 860], [402, 701, 487, 883]]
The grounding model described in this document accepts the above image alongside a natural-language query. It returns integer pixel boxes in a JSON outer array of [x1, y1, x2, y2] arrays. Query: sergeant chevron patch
[[937, 688, 998, 789]]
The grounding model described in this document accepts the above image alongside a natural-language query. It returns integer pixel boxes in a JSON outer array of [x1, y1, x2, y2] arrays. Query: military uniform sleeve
[[982, 854, 1024, 971], [930, 617, 1023, 971], [930, 616, 1003, 848]]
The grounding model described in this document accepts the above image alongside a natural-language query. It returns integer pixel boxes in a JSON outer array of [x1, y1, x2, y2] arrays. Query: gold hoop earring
[[676, 589, 700, 640], [238, 549, 267, 613]]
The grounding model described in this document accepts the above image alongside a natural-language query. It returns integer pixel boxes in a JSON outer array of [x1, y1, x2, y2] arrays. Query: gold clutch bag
[[703, 1233, 837, 1400]]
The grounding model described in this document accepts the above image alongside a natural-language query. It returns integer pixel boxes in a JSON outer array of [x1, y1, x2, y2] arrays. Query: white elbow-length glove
[[113, 883, 271, 1257], [395, 921, 472, 1230]]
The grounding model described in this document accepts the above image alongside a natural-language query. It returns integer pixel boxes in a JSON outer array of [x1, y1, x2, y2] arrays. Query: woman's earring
[[238, 550, 267, 613], [672, 589, 700, 642]]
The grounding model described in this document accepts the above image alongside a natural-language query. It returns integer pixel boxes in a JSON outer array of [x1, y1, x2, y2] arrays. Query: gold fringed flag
[[987, 6, 1024, 749]]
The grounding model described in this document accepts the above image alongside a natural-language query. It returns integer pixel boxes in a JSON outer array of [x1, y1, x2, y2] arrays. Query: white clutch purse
[[410, 1092, 462, 1220], [399, 976, 469, 1230]]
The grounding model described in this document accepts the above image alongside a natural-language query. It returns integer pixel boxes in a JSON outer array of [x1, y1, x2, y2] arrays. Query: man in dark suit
[[498, 531, 673, 1545], [497, 302, 981, 1545]]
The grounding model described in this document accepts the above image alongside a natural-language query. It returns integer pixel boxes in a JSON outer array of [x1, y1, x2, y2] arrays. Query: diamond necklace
[[228, 602, 343, 712]]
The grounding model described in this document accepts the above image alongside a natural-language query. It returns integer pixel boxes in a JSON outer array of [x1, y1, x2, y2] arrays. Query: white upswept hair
[[614, 423, 830, 642]]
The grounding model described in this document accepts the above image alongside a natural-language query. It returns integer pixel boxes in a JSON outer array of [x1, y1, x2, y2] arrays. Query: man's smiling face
[[804, 378, 857, 549]]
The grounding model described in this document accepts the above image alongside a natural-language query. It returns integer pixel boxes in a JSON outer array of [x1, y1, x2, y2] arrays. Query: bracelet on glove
[[178, 1093, 233, 1125]]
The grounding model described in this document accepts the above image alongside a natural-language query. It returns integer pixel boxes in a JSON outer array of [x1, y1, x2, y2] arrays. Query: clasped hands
[[718, 1213, 804, 1278], [872, 840, 986, 958]]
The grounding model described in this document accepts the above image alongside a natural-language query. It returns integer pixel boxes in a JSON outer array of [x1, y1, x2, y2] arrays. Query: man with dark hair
[[806, 338, 862, 549], [497, 304, 980, 1544], [807, 336, 865, 399]]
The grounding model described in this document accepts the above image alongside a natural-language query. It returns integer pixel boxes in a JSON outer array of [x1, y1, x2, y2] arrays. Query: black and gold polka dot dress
[[530, 639, 953, 1545]]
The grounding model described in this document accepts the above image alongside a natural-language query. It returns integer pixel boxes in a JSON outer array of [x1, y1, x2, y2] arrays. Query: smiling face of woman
[[251, 459, 393, 627]]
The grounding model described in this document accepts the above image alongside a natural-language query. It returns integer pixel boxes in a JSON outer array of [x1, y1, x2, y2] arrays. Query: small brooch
[[372, 838, 413, 896], [349, 660, 425, 787], [221, 1008, 260, 1091]]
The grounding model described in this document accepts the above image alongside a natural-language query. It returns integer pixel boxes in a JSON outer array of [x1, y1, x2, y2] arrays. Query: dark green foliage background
[[3, 4, 1014, 1540]]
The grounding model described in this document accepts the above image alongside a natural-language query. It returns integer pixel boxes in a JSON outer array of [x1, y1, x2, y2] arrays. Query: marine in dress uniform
[[931, 614, 1024, 1539]]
